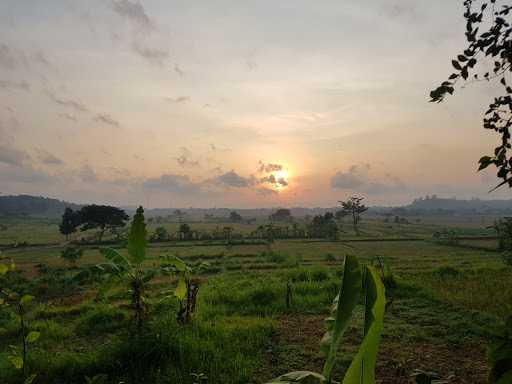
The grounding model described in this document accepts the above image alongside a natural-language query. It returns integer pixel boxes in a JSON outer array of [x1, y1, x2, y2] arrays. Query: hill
[[0, 195, 81, 217]]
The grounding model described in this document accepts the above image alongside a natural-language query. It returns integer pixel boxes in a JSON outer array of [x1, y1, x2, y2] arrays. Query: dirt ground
[[256, 315, 488, 384]]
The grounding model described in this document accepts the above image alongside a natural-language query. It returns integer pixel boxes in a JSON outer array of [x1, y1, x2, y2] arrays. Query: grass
[[0, 215, 509, 383]]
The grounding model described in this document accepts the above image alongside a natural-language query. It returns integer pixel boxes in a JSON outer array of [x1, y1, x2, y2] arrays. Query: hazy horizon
[[1, 1, 510, 208]]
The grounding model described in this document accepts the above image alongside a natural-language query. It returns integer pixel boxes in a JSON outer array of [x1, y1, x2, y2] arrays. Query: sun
[[272, 169, 289, 190]]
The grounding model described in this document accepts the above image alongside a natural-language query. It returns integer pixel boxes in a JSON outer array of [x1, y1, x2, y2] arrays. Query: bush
[[433, 266, 461, 278], [323, 253, 337, 262], [60, 247, 83, 266], [502, 251, 512, 267], [75, 306, 127, 335]]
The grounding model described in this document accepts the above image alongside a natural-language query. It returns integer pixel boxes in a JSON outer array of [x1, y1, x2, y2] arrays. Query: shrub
[[433, 266, 461, 278], [76, 306, 127, 335]]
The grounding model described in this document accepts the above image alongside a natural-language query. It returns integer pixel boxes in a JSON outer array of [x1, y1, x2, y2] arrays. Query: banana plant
[[160, 255, 209, 323], [97, 206, 155, 331], [267, 255, 386, 384]]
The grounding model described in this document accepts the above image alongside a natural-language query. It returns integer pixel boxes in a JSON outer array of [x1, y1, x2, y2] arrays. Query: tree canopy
[[431, 0, 512, 189]]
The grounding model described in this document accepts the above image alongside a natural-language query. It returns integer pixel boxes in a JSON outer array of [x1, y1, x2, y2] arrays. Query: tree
[[308, 212, 338, 240], [270, 208, 293, 222], [229, 211, 242, 222], [60, 247, 83, 267], [78, 205, 129, 242], [97, 206, 154, 332], [178, 223, 192, 240], [150, 226, 170, 242], [59, 208, 80, 240], [431, 0, 512, 190], [338, 196, 368, 234]]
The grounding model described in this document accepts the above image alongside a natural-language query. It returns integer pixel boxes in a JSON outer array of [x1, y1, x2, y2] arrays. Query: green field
[[0, 215, 509, 384]]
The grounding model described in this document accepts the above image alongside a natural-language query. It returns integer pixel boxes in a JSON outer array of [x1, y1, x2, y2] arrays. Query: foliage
[[97, 206, 154, 331], [338, 197, 368, 234], [270, 209, 293, 222], [60, 246, 83, 267], [489, 218, 512, 250], [179, 223, 193, 240], [59, 207, 81, 240], [1, 260, 40, 384], [78, 205, 129, 242], [308, 212, 339, 240], [229, 211, 243, 222], [488, 315, 512, 384], [432, 228, 459, 246], [150, 226, 170, 242], [266, 255, 386, 384], [431, 0, 512, 189], [161, 255, 209, 323]]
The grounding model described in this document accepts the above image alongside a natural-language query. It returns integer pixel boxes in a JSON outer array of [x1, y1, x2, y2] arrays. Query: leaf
[[321, 255, 362, 383], [20, 295, 34, 305], [8, 355, 23, 369], [25, 331, 40, 343], [267, 371, 326, 384], [342, 266, 386, 384], [0, 264, 8, 275], [175, 274, 187, 301], [100, 248, 132, 272], [24, 374, 37, 384], [452, 60, 462, 70], [127, 206, 147, 265]]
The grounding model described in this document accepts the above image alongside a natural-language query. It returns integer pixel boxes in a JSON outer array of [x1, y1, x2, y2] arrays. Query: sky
[[0, 0, 509, 208]]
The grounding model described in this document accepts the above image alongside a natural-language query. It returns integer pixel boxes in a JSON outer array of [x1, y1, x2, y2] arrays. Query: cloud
[[0, 44, 27, 70], [0, 163, 54, 184], [58, 113, 78, 122], [0, 145, 30, 166], [216, 170, 253, 188], [0, 80, 30, 91], [110, 0, 154, 32], [175, 147, 200, 168], [330, 170, 365, 189], [37, 150, 63, 165], [143, 173, 206, 194], [331, 164, 407, 194], [174, 64, 185, 76], [78, 165, 98, 183], [94, 113, 121, 128], [258, 161, 283, 173], [131, 41, 169, 66], [257, 187, 278, 196], [45, 90, 89, 112], [164, 96, 190, 104]]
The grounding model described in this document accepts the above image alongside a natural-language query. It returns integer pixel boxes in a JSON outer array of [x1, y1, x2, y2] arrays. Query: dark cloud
[[330, 170, 365, 189], [216, 170, 253, 188], [0, 44, 27, 70], [174, 64, 185, 76], [78, 165, 98, 183], [143, 173, 205, 194], [331, 164, 407, 194], [131, 41, 169, 66], [110, 0, 155, 32], [94, 113, 121, 128], [164, 96, 190, 104], [37, 150, 63, 165], [45, 90, 89, 113], [257, 187, 278, 196], [0, 163, 53, 184], [0, 145, 30, 166], [258, 161, 283, 173], [0, 80, 30, 92]]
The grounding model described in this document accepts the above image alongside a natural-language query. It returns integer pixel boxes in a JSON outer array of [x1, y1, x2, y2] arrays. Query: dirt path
[[255, 315, 488, 384]]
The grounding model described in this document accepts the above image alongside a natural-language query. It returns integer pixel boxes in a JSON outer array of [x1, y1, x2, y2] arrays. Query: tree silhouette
[[78, 205, 129, 242], [59, 207, 80, 240], [338, 196, 368, 234], [229, 211, 242, 222], [431, 0, 512, 189]]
